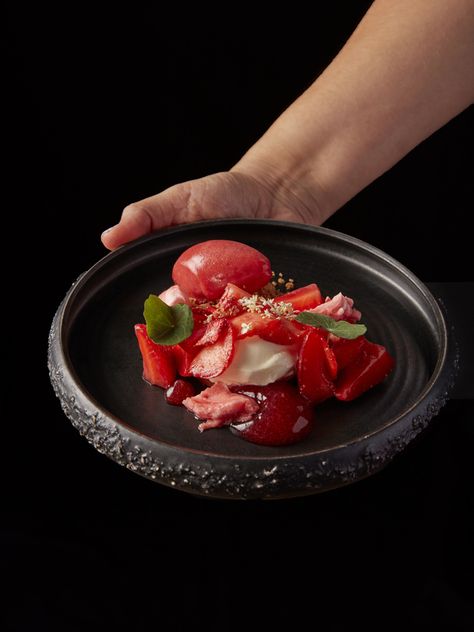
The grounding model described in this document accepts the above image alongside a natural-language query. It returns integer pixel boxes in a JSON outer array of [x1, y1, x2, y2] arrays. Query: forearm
[[232, 0, 474, 222]]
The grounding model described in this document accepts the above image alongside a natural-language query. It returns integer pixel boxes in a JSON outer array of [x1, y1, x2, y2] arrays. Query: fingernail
[[101, 226, 115, 236]]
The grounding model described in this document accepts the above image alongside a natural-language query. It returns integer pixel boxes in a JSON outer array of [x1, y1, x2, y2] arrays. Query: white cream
[[212, 336, 296, 386]]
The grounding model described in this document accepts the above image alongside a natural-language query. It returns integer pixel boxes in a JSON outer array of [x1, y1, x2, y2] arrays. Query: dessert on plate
[[134, 239, 395, 446]]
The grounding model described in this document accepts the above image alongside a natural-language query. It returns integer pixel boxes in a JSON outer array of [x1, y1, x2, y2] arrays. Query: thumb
[[101, 183, 192, 250]]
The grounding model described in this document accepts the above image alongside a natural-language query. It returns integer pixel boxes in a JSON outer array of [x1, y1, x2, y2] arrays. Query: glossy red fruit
[[188, 321, 236, 379], [165, 379, 196, 405], [231, 383, 315, 446], [169, 344, 194, 376], [172, 240, 272, 300], [335, 340, 395, 401], [297, 329, 334, 403], [216, 283, 251, 315], [274, 283, 322, 311], [323, 343, 338, 380], [331, 336, 366, 371], [229, 311, 299, 346], [134, 324, 176, 388], [193, 318, 228, 347], [230, 311, 274, 339], [260, 319, 303, 346]]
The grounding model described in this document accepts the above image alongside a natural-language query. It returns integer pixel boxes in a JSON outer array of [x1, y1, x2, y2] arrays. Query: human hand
[[101, 170, 324, 250]]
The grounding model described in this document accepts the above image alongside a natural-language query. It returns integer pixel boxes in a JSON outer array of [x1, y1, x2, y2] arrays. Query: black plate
[[48, 220, 457, 499]]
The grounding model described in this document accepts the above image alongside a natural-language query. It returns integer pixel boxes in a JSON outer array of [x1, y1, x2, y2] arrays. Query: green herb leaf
[[296, 312, 367, 339], [158, 303, 195, 345], [144, 294, 194, 345]]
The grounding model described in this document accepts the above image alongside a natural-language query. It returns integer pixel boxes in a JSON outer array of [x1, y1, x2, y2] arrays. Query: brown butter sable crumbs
[[260, 282, 279, 298]]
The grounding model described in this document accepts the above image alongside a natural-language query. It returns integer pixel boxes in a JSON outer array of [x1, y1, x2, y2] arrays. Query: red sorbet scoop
[[172, 240, 272, 300]]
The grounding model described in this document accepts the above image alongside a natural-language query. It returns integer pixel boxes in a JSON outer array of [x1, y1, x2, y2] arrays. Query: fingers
[[101, 204, 152, 249], [101, 183, 192, 250]]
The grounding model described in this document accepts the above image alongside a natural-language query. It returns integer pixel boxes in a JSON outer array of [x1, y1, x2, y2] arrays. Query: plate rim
[[48, 220, 457, 496]]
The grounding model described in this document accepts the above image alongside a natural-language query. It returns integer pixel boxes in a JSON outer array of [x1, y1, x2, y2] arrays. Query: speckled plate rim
[[48, 220, 458, 498]]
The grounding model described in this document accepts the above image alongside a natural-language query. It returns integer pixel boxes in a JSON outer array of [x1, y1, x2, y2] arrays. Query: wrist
[[231, 152, 333, 226]]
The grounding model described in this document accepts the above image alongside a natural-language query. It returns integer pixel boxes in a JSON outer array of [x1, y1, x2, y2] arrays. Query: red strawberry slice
[[330, 336, 366, 371], [194, 318, 228, 347], [297, 329, 334, 403], [216, 283, 251, 315], [261, 318, 303, 346], [274, 283, 322, 311], [230, 311, 273, 339], [335, 340, 395, 401], [134, 324, 176, 388], [188, 321, 236, 379], [230, 311, 302, 346], [169, 344, 194, 376], [323, 343, 338, 380], [231, 383, 314, 446], [165, 379, 197, 405]]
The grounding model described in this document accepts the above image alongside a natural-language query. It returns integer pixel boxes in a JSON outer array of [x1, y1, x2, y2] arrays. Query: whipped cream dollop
[[212, 335, 296, 386]]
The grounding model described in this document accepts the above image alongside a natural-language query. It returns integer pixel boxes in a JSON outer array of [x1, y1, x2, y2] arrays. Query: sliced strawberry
[[216, 283, 251, 315], [230, 311, 302, 346], [230, 311, 275, 340], [169, 344, 194, 376], [190, 310, 208, 327], [274, 283, 322, 311], [335, 340, 395, 401], [297, 329, 334, 403], [323, 343, 338, 380], [231, 383, 314, 446], [134, 324, 176, 388], [188, 321, 236, 379], [194, 318, 228, 347], [259, 318, 302, 346], [165, 379, 197, 405], [330, 336, 366, 371]]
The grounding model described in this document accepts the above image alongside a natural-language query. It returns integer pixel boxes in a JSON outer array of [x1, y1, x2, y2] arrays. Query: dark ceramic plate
[[48, 220, 457, 499]]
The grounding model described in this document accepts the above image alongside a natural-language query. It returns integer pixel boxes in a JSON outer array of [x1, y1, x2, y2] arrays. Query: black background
[[5, 3, 473, 630]]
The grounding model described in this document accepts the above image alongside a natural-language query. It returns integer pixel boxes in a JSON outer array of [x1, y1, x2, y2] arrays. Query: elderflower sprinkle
[[240, 322, 253, 334], [238, 295, 295, 319]]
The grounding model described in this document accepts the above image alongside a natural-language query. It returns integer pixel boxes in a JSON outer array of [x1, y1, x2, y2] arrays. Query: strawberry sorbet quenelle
[[134, 240, 395, 446]]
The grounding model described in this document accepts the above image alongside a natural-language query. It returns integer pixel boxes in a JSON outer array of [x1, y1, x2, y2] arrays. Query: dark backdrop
[[5, 4, 473, 630]]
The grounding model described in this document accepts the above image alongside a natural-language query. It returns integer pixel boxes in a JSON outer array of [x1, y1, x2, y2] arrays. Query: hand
[[101, 170, 323, 250]]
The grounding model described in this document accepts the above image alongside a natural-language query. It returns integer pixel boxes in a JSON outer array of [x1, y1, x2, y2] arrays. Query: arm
[[102, 0, 474, 249], [232, 0, 474, 222]]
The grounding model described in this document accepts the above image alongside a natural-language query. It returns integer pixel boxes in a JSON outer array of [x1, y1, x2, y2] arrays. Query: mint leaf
[[158, 303, 194, 345], [296, 312, 367, 339], [144, 294, 194, 345]]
